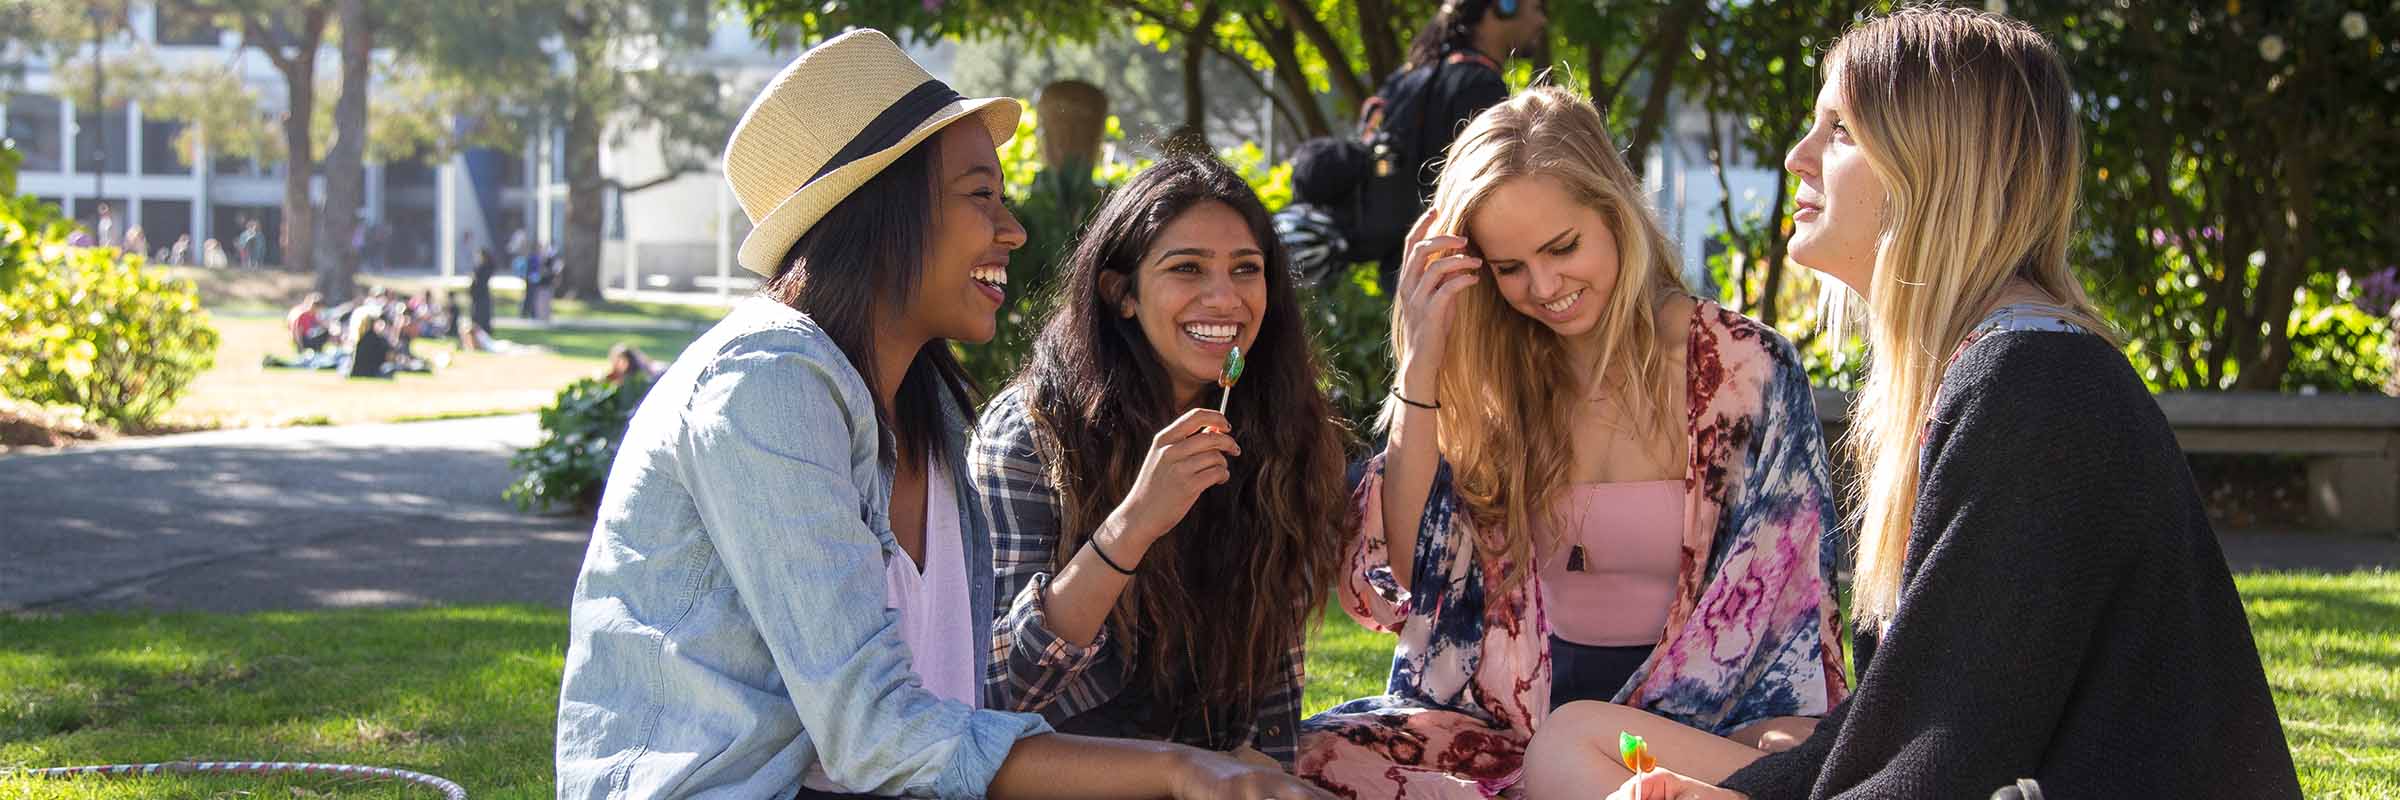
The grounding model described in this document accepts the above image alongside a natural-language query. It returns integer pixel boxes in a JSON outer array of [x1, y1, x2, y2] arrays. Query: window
[[7, 94, 63, 172], [74, 105, 131, 174], [139, 199, 194, 258], [156, 6, 224, 47], [142, 118, 192, 175]]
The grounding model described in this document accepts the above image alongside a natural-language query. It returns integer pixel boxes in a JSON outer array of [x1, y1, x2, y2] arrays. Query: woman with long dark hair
[[976, 154, 1351, 768], [555, 31, 1328, 800]]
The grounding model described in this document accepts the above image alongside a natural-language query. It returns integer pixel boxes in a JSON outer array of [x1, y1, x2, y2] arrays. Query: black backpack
[[1347, 50, 1504, 267]]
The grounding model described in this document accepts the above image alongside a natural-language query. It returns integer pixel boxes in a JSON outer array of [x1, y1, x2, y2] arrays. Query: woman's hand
[[1166, 747, 1333, 800], [1608, 767, 1748, 800], [1105, 408, 1240, 548], [1392, 207, 1483, 399]]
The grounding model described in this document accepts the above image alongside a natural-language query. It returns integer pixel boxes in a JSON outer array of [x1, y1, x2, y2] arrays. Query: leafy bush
[[506, 374, 654, 513], [0, 199, 219, 430], [1305, 262, 1393, 441]]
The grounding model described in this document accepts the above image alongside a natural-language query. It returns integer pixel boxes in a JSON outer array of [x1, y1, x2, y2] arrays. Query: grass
[[0, 607, 563, 800], [164, 314, 709, 430], [137, 264, 724, 428], [3, 572, 2393, 798]]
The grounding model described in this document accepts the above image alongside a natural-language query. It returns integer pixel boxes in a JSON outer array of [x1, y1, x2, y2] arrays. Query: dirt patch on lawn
[[0, 399, 105, 451]]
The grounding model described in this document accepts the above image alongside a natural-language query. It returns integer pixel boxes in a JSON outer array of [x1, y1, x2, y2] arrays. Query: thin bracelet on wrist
[[1089, 534, 1138, 575], [1390, 386, 1440, 410]]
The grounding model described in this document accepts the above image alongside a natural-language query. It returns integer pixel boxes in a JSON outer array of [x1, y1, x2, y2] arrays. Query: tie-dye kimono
[[1297, 300, 1849, 798]]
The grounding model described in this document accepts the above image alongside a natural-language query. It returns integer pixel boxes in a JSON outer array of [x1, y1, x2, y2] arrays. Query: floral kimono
[[1297, 300, 1850, 797]]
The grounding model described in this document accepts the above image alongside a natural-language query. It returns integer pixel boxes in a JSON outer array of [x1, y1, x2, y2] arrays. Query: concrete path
[[0, 412, 2390, 616], [0, 414, 592, 613]]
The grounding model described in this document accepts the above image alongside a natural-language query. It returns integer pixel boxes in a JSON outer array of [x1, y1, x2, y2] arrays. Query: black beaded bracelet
[[1090, 535, 1138, 575], [1390, 386, 1441, 410]]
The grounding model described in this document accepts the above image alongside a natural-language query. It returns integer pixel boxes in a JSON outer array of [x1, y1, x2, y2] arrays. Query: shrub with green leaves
[[0, 212, 219, 430], [506, 375, 655, 513]]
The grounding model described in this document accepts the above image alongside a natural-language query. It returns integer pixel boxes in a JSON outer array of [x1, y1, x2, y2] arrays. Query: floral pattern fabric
[[1297, 300, 1850, 798]]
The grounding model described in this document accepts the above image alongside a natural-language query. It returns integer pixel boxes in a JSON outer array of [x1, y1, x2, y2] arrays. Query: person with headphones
[[1350, 0, 1550, 292]]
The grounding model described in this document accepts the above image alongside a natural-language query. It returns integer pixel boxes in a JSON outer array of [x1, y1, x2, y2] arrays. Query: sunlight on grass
[[1, 574, 2391, 797]]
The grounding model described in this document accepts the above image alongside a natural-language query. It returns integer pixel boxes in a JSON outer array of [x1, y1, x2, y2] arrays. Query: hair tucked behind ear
[[1400, 85, 1690, 593]]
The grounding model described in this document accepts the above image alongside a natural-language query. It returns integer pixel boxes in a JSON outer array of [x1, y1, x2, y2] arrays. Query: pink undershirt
[[803, 457, 976, 793], [1538, 480, 1685, 647]]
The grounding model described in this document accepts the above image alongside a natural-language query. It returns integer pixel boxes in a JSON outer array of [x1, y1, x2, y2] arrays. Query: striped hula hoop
[[7, 761, 466, 799]]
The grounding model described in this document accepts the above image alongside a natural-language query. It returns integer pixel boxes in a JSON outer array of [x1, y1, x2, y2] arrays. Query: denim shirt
[[557, 297, 1049, 799]]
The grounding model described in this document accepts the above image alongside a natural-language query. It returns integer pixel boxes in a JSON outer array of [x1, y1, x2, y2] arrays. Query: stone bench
[[1812, 389, 2400, 532]]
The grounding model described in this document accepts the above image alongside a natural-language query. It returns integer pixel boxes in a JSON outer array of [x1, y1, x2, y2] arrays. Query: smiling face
[[1114, 200, 1270, 404], [901, 122, 1026, 345], [1784, 62, 1889, 297], [1465, 175, 1623, 339]]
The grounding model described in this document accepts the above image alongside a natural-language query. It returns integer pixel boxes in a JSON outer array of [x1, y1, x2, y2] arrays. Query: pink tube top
[[1538, 479, 1684, 647]]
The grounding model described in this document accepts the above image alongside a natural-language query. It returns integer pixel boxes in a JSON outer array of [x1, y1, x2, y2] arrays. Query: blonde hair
[[1389, 86, 1688, 589], [1832, 7, 2117, 629]]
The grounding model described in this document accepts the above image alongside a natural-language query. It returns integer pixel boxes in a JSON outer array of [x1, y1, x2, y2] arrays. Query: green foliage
[[2024, 3, 2400, 391], [2275, 270, 2392, 394], [0, 194, 219, 430], [506, 374, 654, 513], [1304, 262, 1392, 439]]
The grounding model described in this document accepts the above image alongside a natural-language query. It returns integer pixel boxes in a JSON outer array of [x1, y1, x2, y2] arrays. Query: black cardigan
[[1721, 331, 2299, 799]]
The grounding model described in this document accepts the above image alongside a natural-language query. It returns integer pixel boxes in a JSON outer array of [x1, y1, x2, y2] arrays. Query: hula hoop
[[7, 761, 466, 799]]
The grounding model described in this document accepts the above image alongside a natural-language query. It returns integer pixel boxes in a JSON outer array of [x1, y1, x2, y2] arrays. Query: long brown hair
[[1398, 86, 1689, 591], [1014, 155, 1347, 743]]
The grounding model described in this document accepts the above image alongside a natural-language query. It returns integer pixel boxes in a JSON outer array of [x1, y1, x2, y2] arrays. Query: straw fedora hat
[[723, 29, 1021, 278]]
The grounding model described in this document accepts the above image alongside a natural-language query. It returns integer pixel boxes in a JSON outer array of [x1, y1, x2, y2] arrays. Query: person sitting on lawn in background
[[288, 293, 330, 353], [603, 343, 664, 387]]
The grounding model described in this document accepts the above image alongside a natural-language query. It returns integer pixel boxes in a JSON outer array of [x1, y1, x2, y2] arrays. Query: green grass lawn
[[4, 572, 2393, 798]]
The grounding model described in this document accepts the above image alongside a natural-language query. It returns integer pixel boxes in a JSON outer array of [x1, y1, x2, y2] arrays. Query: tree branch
[[1249, 13, 1332, 138], [606, 166, 700, 196], [1271, 0, 1367, 112]]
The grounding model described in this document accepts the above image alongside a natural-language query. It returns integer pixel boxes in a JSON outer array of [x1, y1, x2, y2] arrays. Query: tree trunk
[[240, 5, 328, 280], [1251, 15, 1332, 139], [274, 64, 317, 278], [1169, 1, 1223, 150], [559, 91, 607, 301], [1625, 0, 1706, 169], [1272, 0, 1367, 114], [1354, 0, 1400, 82], [317, 0, 371, 302]]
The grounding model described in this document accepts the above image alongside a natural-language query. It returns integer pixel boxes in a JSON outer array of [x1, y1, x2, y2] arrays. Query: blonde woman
[[1295, 86, 1847, 798], [1530, 8, 2299, 799]]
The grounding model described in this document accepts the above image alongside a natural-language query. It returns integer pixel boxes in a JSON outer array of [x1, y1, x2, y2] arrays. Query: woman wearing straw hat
[[555, 30, 1332, 800]]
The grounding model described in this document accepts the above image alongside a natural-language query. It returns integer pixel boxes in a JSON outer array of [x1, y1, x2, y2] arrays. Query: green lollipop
[[1217, 345, 1244, 414]]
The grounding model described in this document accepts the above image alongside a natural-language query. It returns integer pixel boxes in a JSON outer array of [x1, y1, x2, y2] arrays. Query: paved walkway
[[0, 415, 592, 613], [0, 413, 2391, 615]]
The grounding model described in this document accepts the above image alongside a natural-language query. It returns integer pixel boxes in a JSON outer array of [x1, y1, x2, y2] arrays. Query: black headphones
[[1443, 0, 1521, 25]]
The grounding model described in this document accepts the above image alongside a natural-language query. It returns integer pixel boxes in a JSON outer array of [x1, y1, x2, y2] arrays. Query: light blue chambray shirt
[[556, 297, 1049, 799]]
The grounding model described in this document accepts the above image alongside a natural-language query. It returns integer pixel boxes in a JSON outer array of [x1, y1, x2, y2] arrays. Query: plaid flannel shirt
[[972, 386, 1304, 767]]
